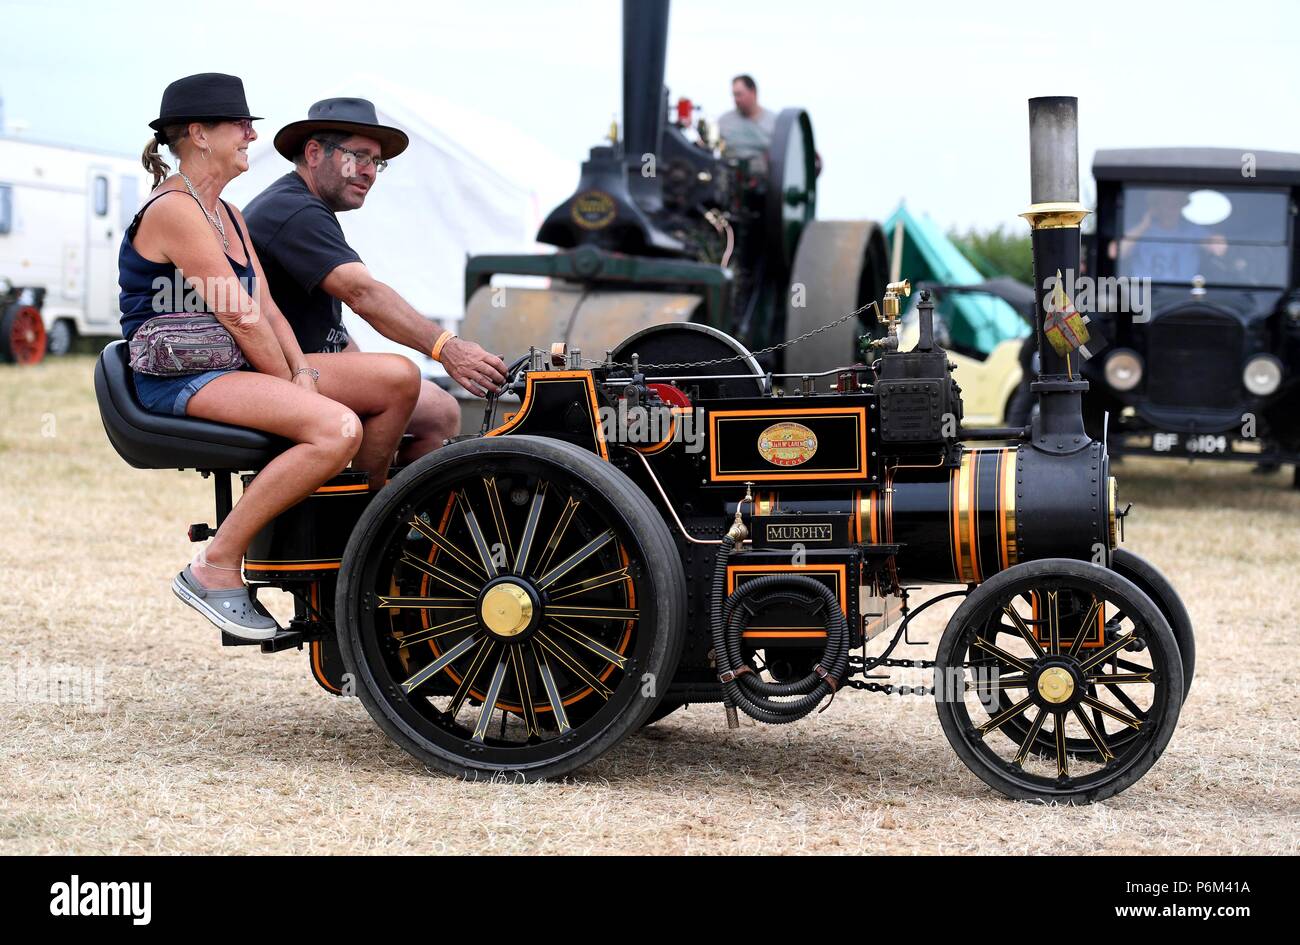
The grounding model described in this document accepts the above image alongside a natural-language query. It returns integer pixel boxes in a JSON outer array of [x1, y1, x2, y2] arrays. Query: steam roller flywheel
[[782, 220, 889, 378], [456, 285, 705, 434]]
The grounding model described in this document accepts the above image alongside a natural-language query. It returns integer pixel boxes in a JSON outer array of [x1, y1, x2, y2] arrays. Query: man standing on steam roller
[[718, 74, 776, 175], [243, 98, 507, 463]]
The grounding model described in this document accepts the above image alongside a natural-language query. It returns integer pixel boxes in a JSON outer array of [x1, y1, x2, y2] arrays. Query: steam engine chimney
[[1021, 96, 1093, 454]]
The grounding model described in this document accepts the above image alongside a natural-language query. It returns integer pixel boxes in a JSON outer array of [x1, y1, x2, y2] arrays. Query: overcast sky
[[3, 0, 1298, 230]]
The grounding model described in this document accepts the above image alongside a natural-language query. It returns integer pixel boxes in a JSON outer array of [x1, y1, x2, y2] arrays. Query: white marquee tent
[[226, 74, 574, 369]]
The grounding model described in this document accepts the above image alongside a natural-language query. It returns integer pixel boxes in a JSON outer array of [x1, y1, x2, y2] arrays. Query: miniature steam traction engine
[[96, 98, 1193, 804]]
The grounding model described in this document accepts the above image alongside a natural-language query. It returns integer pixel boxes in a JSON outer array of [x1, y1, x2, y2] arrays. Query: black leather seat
[[95, 341, 289, 470]]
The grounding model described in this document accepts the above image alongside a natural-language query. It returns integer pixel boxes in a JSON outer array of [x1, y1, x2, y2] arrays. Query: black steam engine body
[[95, 99, 1193, 804], [459, 0, 887, 393]]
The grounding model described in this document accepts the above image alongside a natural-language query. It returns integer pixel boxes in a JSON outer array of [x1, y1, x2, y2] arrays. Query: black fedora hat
[[273, 97, 410, 161], [149, 73, 261, 132]]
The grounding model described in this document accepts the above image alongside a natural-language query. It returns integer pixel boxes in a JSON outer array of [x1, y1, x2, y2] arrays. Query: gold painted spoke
[[449, 638, 498, 717], [1087, 672, 1151, 686], [513, 481, 548, 577], [401, 552, 480, 598], [1003, 605, 1045, 659], [396, 613, 479, 648], [407, 516, 487, 579], [457, 493, 497, 578], [535, 630, 612, 699], [1106, 683, 1147, 720], [471, 656, 511, 742], [548, 566, 631, 601], [1068, 596, 1102, 657], [535, 497, 580, 577], [509, 647, 540, 737], [548, 618, 628, 670], [546, 602, 638, 622], [483, 477, 516, 571], [1079, 632, 1135, 672], [977, 695, 1034, 736], [1013, 707, 1047, 766], [378, 595, 475, 610], [965, 673, 1029, 693], [1079, 693, 1143, 730], [533, 642, 571, 733], [1045, 591, 1062, 656], [536, 529, 616, 590], [1054, 711, 1069, 778], [1072, 706, 1115, 761], [972, 637, 1034, 675], [400, 633, 480, 694]]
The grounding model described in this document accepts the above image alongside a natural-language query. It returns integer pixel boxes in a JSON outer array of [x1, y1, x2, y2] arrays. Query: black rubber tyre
[[1111, 549, 1194, 701], [935, 559, 1182, 804], [641, 699, 685, 727], [336, 435, 686, 781]]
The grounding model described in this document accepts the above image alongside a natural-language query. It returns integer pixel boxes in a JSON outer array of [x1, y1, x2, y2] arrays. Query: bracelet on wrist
[[431, 330, 456, 361], [294, 367, 320, 381]]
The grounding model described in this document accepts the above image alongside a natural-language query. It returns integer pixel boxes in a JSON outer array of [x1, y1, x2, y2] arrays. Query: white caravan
[[0, 134, 148, 355]]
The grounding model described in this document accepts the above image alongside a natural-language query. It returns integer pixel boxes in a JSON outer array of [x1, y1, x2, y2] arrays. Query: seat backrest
[[94, 341, 286, 471]]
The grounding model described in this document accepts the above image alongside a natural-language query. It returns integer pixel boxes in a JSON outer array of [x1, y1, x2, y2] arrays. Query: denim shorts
[[132, 367, 239, 416]]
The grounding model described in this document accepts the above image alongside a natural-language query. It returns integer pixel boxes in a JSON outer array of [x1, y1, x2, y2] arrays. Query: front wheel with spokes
[[934, 559, 1182, 804], [336, 435, 686, 780]]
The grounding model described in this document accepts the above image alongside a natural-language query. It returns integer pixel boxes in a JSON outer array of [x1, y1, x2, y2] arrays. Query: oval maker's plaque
[[757, 421, 818, 467]]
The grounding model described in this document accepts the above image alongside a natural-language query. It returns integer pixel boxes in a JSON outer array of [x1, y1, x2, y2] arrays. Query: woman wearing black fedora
[[122, 73, 421, 640]]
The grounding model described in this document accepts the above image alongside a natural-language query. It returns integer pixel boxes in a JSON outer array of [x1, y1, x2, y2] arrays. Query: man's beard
[[322, 173, 364, 212]]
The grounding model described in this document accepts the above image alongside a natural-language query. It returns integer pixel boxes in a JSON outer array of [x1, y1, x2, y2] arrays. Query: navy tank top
[[118, 190, 257, 340]]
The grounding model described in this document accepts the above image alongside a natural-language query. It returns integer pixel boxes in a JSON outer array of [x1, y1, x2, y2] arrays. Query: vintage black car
[[1082, 148, 1300, 481]]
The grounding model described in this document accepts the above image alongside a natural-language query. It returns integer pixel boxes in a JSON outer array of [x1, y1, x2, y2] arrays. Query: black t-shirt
[[243, 172, 362, 353]]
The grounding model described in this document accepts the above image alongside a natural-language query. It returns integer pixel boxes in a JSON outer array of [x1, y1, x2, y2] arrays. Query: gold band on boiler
[[947, 448, 1018, 584], [854, 489, 879, 544], [1002, 449, 1018, 568], [1107, 477, 1118, 549]]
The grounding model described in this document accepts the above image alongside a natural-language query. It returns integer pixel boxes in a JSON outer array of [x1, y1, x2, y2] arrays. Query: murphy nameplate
[[751, 514, 850, 548]]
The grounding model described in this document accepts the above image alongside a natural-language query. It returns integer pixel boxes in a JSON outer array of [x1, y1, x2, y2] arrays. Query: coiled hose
[[711, 535, 851, 724]]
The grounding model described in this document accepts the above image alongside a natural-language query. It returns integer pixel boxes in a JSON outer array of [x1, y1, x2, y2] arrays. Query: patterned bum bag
[[128, 313, 247, 376]]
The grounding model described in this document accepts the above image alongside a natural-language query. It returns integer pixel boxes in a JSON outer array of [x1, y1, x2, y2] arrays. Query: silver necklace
[[179, 169, 229, 250]]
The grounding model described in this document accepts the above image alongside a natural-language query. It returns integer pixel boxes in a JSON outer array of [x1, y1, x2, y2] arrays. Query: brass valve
[[881, 280, 911, 320], [726, 482, 753, 542], [867, 280, 911, 352]]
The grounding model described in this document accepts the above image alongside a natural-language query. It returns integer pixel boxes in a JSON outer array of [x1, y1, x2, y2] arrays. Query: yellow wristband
[[431, 329, 455, 361]]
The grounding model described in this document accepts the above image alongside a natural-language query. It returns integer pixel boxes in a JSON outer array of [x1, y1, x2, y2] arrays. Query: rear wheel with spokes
[[336, 435, 686, 780], [934, 559, 1182, 804]]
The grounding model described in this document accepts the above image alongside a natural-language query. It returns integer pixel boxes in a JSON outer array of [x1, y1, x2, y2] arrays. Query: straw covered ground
[[1, 355, 1296, 854]]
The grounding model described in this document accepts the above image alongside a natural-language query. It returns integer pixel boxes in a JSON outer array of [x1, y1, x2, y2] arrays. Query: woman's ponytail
[[141, 132, 171, 188]]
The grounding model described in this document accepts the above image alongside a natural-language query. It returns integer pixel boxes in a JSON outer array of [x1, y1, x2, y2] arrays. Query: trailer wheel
[[45, 319, 76, 357], [934, 559, 1182, 804], [336, 435, 686, 780], [0, 303, 46, 365]]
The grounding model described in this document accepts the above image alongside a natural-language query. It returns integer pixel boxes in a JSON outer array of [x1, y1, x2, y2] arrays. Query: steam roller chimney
[[622, 0, 670, 211]]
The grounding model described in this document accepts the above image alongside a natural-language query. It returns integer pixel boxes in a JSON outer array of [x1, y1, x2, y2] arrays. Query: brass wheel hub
[[480, 582, 534, 638], [1037, 666, 1075, 704]]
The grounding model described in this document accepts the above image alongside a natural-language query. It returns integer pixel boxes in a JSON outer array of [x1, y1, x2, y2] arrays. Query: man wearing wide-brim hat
[[243, 97, 506, 462]]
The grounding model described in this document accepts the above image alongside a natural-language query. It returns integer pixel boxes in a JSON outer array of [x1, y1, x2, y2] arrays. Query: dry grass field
[[1, 354, 1297, 855]]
